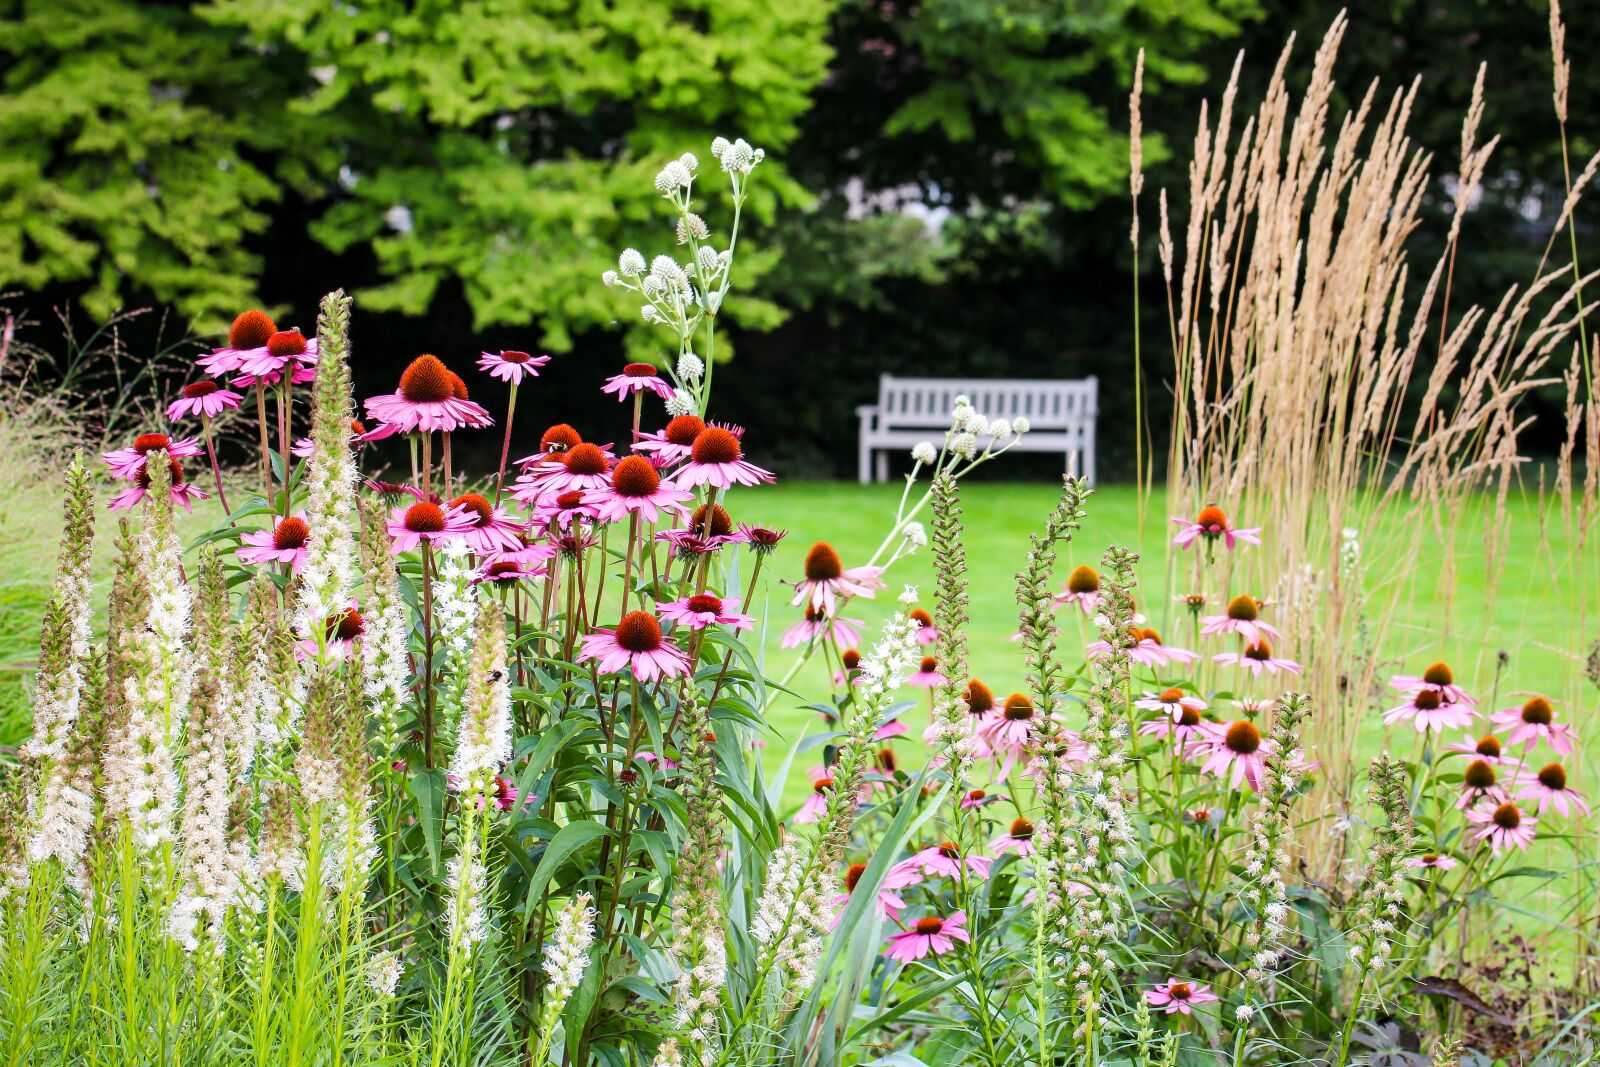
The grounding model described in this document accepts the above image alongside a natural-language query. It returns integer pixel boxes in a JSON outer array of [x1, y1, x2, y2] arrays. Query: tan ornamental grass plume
[[1150, 12, 1600, 846]]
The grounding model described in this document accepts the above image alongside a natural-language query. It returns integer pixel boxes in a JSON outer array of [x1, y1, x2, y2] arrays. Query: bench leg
[[858, 442, 872, 484], [875, 450, 888, 483]]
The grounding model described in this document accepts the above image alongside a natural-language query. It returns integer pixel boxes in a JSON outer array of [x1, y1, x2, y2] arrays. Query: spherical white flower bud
[[676, 213, 709, 243], [602, 270, 619, 286], [903, 522, 927, 547], [950, 432, 978, 459], [665, 389, 698, 417], [710, 136, 731, 160], [641, 306, 661, 324], [642, 275, 667, 298], [655, 161, 692, 194], [1012, 416, 1031, 434], [911, 441, 937, 465], [697, 246, 721, 273], [618, 248, 646, 276], [676, 353, 705, 381], [679, 152, 699, 173], [1235, 1005, 1255, 1022], [989, 417, 1013, 440]]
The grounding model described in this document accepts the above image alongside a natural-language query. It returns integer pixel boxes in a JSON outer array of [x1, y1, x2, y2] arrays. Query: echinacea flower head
[[520, 441, 615, 499], [476, 558, 545, 586], [520, 422, 583, 465], [1194, 720, 1269, 790], [789, 541, 886, 613], [1383, 685, 1476, 734], [909, 607, 938, 644], [584, 455, 693, 524], [477, 349, 550, 385], [1456, 758, 1507, 810], [832, 861, 906, 926], [1403, 853, 1458, 871], [883, 912, 970, 963], [233, 328, 319, 386], [657, 593, 754, 632], [796, 766, 837, 823], [1390, 661, 1476, 707], [1144, 979, 1219, 1015], [238, 511, 311, 572], [1516, 763, 1591, 817], [674, 425, 775, 489], [296, 605, 366, 659], [980, 693, 1038, 768], [1136, 686, 1208, 719], [1449, 733, 1508, 764], [1089, 626, 1200, 669], [1201, 594, 1281, 647], [386, 501, 475, 554], [1053, 564, 1103, 614], [1138, 699, 1210, 743], [737, 523, 788, 556], [990, 817, 1036, 857], [1491, 696, 1576, 754], [905, 655, 946, 689], [601, 362, 675, 401], [448, 493, 526, 552], [1171, 504, 1261, 550], [365, 354, 494, 434], [197, 309, 275, 376], [1466, 801, 1537, 852], [895, 842, 993, 881], [780, 605, 863, 649], [576, 610, 690, 682], [167, 380, 243, 421], [108, 455, 209, 512], [689, 502, 733, 540], [634, 415, 707, 465], [103, 433, 203, 481], [1212, 639, 1302, 677]]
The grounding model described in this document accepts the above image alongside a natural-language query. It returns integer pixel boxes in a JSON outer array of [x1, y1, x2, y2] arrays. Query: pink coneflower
[[980, 693, 1039, 772], [789, 541, 886, 614], [1053, 564, 1104, 615], [103, 433, 204, 481], [1088, 627, 1200, 669], [922, 679, 997, 757], [293, 418, 371, 458], [601, 362, 676, 401], [875, 719, 909, 741], [518, 442, 615, 500], [233, 329, 319, 385], [1144, 979, 1219, 1016], [658, 594, 755, 632], [584, 455, 693, 524], [908, 607, 938, 645], [1170, 504, 1261, 551], [386, 501, 475, 554], [1447, 733, 1509, 764], [1135, 686, 1207, 720], [197, 309, 275, 376], [892, 842, 993, 882], [534, 489, 602, 532], [1390, 662, 1476, 707], [475, 558, 546, 586], [1193, 720, 1270, 791], [833, 648, 864, 687], [1200, 595, 1281, 647], [1466, 801, 1537, 852], [781, 606, 863, 650], [634, 415, 709, 465], [238, 512, 312, 571], [1403, 853, 1458, 871], [477, 349, 550, 385], [1383, 686, 1476, 734], [832, 862, 907, 926], [577, 611, 691, 682], [446, 493, 526, 553], [296, 606, 366, 659], [365, 354, 494, 434], [517, 423, 585, 467], [884, 912, 969, 963], [1138, 701, 1210, 744], [167, 380, 243, 421], [990, 817, 1036, 857], [637, 751, 680, 774], [1212, 640, 1303, 678], [960, 788, 1005, 811], [1491, 696, 1576, 754], [108, 456, 209, 512], [905, 656, 946, 689], [673, 426, 775, 489], [737, 523, 788, 556], [1516, 763, 1590, 817], [494, 776, 535, 813], [796, 767, 839, 824], [1456, 759, 1508, 811]]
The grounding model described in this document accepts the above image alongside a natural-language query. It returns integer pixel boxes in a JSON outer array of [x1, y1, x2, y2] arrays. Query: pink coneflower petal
[[601, 362, 676, 401], [477, 349, 550, 385]]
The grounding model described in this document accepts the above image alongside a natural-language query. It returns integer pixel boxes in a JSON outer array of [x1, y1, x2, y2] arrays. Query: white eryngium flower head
[[676, 353, 705, 381], [619, 248, 646, 276], [911, 441, 937, 465]]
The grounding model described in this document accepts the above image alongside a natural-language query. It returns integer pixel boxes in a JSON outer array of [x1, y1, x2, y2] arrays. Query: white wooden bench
[[856, 374, 1098, 484]]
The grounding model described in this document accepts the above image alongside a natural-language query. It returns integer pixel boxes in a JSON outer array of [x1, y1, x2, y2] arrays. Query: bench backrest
[[874, 375, 1097, 430]]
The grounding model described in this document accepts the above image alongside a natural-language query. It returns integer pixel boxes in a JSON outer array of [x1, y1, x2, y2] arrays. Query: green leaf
[[523, 819, 608, 916]]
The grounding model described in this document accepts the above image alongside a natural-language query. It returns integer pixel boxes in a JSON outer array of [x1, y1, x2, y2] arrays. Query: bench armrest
[[855, 404, 880, 418]]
